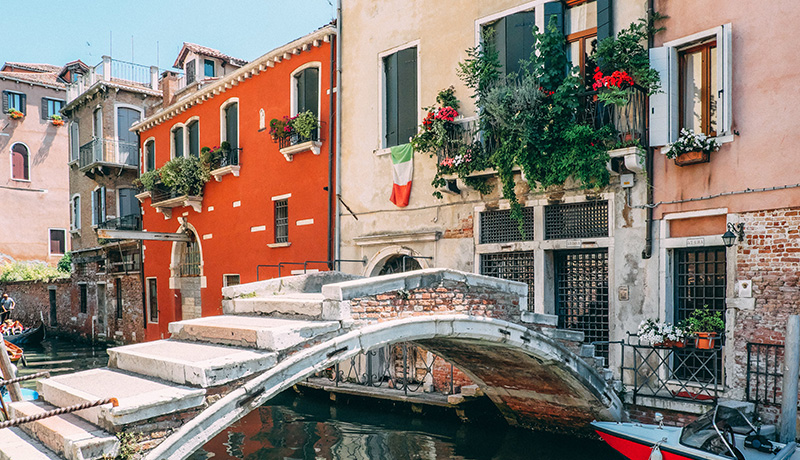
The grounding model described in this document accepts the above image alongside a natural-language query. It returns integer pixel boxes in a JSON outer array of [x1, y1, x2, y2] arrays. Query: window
[[118, 188, 139, 219], [180, 239, 201, 276], [223, 102, 239, 150], [11, 143, 29, 180], [649, 24, 732, 146], [91, 187, 106, 226], [69, 122, 80, 162], [556, 249, 609, 359], [204, 59, 215, 78], [223, 274, 240, 287], [480, 207, 535, 244], [144, 139, 155, 171], [383, 46, 417, 148], [274, 199, 289, 243], [2, 91, 26, 114], [480, 251, 535, 310], [544, 200, 608, 240], [186, 60, 196, 84], [294, 67, 319, 118], [79, 284, 88, 314], [484, 10, 536, 77], [565, 1, 597, 87], [187, 120, 199, 157], [93, 108, 102, 138], [116, 107, 141, 166], [172, 126, 184, 158], [42, 98, 65, 119], [49, 229, 66, 255], [115, 279, 123, 320], [146, 278, 158, 322], [71, 195, 81, 231], [680, 41, 717, 136]]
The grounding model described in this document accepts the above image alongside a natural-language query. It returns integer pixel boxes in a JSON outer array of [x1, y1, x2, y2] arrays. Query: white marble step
[[108, 339, 277, 387], [0, 426, 61, 460], [37, 368, 205, 431], [224, 293, 325, 316], [168, 315, 341, 351], [8, 401, 118, 460]]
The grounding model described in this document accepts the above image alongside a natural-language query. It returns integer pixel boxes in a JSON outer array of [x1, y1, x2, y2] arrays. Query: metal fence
[[78, 138, 139, 169], [746, 342, 784, 406], [277, 122, 326, 149], [97, 214, 141, 231]]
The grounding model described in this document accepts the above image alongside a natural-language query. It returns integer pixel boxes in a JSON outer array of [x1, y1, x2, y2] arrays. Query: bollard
[[780, 315, 800, 443]]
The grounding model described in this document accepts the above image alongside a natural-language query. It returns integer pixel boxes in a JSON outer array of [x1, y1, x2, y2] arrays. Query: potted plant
[[638, 318, 688, 347], [685, 305, 725, 349], [664, 129, 720, 166], [50, 115, 65, 126], [291, 110, 319, 140], [269, 116, 293, 141], [6, 108, 24, 120]]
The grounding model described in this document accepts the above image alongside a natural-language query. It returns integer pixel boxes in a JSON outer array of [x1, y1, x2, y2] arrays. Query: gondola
[[4, 321, 45, 346], [4, 340, 23, 363]]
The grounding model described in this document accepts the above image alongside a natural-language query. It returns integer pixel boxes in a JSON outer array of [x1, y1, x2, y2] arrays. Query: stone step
[[108, 339, 277, 387], [8, 401, 118, 460], [224, 293, 325, 317], [37, 368, 205, 431], [168, 315, 341, 351], [0, 426, 61, 460]]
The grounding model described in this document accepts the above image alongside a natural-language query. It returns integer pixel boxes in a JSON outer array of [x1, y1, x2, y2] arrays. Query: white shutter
[[649, 46, 672, 147], [718, 23, 732, 135]]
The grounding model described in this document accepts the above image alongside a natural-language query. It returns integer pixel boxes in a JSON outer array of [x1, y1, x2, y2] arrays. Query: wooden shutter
[[186, 61, 196, 84], [225, 104, 238, 150], [146, 141, 155, 171], [596, 0, 612, 41], [41, 98, 49, 120], [188, 122, 199, 157], [173, 127, 184, 157], [1, 91, 7, 113], [302, 68, 319, 118], [70, 122, 80, 161], [11, 144, 28, 180], [396, 46, 417, 145], [383, 53, 398, 147], [542, 3, 563, 35], [19, 93, 26, 115], [649, 46, 673, 146], [486, 18, 508, 76], [506, 10, 537, 76]]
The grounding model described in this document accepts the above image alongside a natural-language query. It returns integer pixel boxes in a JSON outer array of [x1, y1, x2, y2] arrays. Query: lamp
[[722, 223, 744, 247]]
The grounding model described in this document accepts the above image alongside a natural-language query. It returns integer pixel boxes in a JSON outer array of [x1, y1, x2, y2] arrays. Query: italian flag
[[390, 143, 413, 207]]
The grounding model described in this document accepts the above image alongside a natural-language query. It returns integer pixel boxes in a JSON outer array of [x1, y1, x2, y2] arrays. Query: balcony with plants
[[78, 137, 139, 176], [411, 16, 661, 225], [134, 155, 210, 218], [201, 141, 242, 181], [270, 111, 325, 161]]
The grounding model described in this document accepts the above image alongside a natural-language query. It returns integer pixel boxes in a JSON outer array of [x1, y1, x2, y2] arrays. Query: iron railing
[[97, 214, 141, 231], [78, 138, 139, 169], [219, 147, 241, 168], [746, 342, 784, 406], [256, 258, 367, 280], [577, 86, 648, 146], [277, 122, 326, 149], [610, 334, 722, 405], [317, 342, 456, 396]]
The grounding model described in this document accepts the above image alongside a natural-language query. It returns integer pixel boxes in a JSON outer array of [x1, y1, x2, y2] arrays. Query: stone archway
[[364, 245, 431, 277], [169, 222, 204, 320]]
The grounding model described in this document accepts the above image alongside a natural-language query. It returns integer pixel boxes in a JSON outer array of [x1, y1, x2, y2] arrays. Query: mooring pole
[[0, 336, 23, 402], [780, 315, 800, 443]]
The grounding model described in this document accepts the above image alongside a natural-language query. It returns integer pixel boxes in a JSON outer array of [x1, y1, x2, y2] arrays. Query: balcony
[[97, 214, 142, 231], [78, 138, 139, 177], [278, 122, 325, 162], [146, 183, 202, 219], [210, 147, 242, 181], [66, 56, 163, 103]]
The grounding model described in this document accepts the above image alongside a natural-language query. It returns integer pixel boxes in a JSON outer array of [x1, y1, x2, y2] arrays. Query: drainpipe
[[642, 0, 655, 260], [334, 0, 343, 268], [327, 26, 336, 270]]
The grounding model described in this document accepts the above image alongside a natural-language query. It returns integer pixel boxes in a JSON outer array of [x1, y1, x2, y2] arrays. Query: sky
[[2, 0, 336, 70]]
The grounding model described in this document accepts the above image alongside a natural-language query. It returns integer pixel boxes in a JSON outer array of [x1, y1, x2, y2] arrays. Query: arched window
[[186, 120, 199, 157], [378, 255, 421, 275], [223, 102, 238, 151], [11, 143, 29, 180], [144, 139, 156, 172], [293, 66, 319, 118], [71, 195, 81, 230], [171, 125, 184, 158], [180, 238, 201, 277]]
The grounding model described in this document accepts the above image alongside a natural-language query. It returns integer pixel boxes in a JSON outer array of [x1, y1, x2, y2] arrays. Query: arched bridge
[[0, 270, 623, 460]]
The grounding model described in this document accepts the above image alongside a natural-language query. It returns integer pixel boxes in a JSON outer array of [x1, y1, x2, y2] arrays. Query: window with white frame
[[146, 277, 158, 322], [293, 66, 319, 118], [204, 59, 215, 78], [187, 120, 199, 157], [71, 195, 81, 231], [382, 45, 417, 148], [49, 229, 66, 255], [10, 143, 29, 180], [42, 98, 65, 119], [144, 139, 156, 171], [649, 24, 732, 146], [2, 91, 26, 114], [222, 101, 239, 151], [223, 274, 240, 287], [172, 125, 184, 158]]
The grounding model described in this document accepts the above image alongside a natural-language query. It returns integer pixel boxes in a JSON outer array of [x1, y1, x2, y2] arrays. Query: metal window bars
[[544, 200, 609, 240], [479, 207, 535, 244], [746, 342, 784, 406]]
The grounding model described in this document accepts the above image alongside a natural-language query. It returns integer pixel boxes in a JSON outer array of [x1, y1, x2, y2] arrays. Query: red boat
[[593, 405, 800, 460]]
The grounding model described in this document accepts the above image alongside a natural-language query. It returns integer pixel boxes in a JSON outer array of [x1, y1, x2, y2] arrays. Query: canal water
[[13, 338, 624, 459]]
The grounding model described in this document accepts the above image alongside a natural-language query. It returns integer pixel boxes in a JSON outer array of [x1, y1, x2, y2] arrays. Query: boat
[[4, 321, 45, 346], [4, 341, 23, 363], [593, 405, 800, 460]]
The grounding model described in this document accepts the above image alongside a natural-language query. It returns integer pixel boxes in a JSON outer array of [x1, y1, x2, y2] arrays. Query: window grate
[[555, 250, 609, 360], [179, 240, 201, 277], [674, 247, 726, 381], [480, 208, 535, 244], [274, 199, 289, 243], [479, 251, 534, 310], [544, 200, 608, 240]]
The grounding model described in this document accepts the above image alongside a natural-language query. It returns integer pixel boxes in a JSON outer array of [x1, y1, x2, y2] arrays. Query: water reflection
[[15, 338, 108, 390], [194, 392, 623, 460]]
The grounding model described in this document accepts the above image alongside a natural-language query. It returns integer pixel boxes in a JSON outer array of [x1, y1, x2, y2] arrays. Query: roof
[[57, 60, 90, 80], [173, 43, 249, 69], [1, 62, 62, 73], [0, 71, 65, 89]]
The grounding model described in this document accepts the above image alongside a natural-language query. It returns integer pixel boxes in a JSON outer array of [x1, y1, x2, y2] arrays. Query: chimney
[[159, 70, 180, 107]]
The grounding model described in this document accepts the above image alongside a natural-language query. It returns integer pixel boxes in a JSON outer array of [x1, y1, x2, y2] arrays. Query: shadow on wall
[[33, 127, 57, 167]]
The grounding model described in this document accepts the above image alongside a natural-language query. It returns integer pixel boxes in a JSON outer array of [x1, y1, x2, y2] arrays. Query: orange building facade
[[133, 26, 336, 341]]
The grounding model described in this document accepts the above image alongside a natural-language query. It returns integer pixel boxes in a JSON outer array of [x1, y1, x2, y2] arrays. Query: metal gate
[[555, 249, 609, 360]]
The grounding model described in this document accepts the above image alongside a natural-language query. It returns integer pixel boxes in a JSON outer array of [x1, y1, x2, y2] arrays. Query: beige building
[[0, 63, 70, 265]]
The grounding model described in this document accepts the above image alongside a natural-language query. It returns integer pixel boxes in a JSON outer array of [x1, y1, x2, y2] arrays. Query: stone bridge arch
[[145, 314, 623, 460]]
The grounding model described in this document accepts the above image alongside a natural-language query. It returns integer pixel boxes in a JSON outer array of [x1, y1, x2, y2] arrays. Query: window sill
[[210, 165, 240, 182], [280, 141, 321, 162], [267, 242, 291, 248], [135, 191, 151, 202], [374, 147, 391, 157], [10, 178, 31, 183]]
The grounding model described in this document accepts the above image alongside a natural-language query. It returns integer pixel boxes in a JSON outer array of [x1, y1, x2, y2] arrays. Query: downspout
[[334, 0, 343, 269], [642, 0, 655, 260], [327, 25, 336, 270], [137, 130, 148, 329]]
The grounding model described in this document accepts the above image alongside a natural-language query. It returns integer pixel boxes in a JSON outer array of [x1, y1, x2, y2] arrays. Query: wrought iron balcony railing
[[97, 214, 142, 231], [577, 86, 648, 146], [149, 183, 185, 205], [277, 122, 326, 150], [217, 147, 241, 168], [78, 138, 139, 169]]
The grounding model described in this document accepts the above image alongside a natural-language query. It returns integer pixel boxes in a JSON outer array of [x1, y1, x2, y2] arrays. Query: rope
[[0, 397, 119, 429], [0, 371, 50, 386]]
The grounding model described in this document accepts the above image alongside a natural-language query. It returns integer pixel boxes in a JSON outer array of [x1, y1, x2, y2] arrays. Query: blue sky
[[2, 0, 336, 70]]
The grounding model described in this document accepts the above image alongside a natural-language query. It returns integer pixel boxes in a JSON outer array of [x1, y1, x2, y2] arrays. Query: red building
[[132, 25, 337, 341]]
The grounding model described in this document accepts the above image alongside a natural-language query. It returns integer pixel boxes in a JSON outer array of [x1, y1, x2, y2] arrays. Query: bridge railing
[[256, 258, 367, 280], [314, 342, 456, 396]]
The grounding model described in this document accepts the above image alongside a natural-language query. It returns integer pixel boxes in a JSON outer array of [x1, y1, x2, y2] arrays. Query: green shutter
[[20, 93, 26, 115], [486, 18, 507, 76], [506, 10, 536, 77], [303, 68, 319, 118], [384, 53, 398, 147], [396, 46, 417, 145], [543, 2, 564, 36], [295, 72, 306, 113], [174, 128, 184, 157], [597, 0, 612, 41], [41, 98, 49, 120], [188, 122, 199, 157], [1, 91, 7, 113], [226, 104, 238, 150]]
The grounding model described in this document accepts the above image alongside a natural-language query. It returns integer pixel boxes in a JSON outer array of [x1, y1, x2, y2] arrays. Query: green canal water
[[16, 338, 625, 459]]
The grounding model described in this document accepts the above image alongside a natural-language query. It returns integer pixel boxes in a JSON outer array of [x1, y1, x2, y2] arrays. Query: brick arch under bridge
[[145, 314, 624, 460]]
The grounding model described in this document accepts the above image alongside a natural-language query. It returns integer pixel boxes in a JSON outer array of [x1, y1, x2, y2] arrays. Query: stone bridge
[[0, 269, 623, 460]]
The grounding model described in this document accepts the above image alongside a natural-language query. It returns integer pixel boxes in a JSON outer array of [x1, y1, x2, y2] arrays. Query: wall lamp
[[722, 223, 745, 247]]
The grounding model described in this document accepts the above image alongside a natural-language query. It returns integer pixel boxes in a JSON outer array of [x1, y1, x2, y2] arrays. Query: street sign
[[96, 229, 192, 242]]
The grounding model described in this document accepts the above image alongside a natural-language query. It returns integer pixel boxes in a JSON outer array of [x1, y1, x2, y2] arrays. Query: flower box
[[674, 150, 709, 166]]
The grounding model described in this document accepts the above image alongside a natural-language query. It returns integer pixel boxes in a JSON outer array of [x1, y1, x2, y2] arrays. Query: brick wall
[[443, 214, 473, 239], [0, 278, 70, 326]]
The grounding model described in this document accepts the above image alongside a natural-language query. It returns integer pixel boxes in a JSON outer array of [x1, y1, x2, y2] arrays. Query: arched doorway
[[378, 255, 421, 275], [170, 224, 203, 321], [365, 245, 430, 277]]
